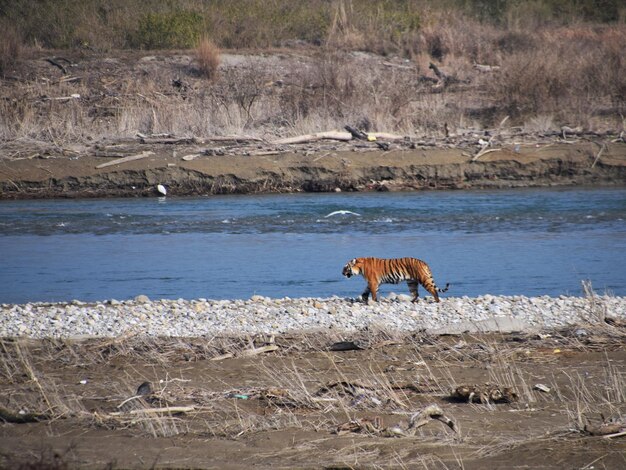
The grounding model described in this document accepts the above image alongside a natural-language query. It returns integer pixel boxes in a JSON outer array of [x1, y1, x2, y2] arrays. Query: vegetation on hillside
[[0, 0, 624, 142], [1, 0, 623, 51]]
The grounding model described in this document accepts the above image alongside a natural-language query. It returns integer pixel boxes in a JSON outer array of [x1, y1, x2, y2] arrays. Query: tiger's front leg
[[361, 280, 379, 303], [361, 286, 370, 303], [367, 279, 379, 303], [408, 280, 419, 302]]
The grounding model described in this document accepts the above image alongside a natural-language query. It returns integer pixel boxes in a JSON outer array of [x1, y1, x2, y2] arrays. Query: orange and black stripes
[[342, 257, 449, 303]]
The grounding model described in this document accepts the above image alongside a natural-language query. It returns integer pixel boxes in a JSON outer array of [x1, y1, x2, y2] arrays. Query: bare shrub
[[487, 25, 626, 126], [196, 36, 221, 81], [0, 25, 21, 77]]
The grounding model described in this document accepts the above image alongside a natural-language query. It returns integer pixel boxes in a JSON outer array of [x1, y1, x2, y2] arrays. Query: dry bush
[[195, 36, 221, 81], [0, 26, 22, 77], [487, 26, 626, 127], [326, 0, 422, 56], [418, 10, 504, 64]]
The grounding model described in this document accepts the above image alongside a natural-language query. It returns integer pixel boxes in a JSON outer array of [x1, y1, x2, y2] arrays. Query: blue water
[[1, 188, 625, 303]]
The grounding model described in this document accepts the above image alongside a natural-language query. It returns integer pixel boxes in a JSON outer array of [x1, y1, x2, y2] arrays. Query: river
[[1, 187, 625, 303]]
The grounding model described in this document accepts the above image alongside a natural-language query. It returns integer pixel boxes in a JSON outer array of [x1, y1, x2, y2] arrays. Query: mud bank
[[1, 139, 625, 199]]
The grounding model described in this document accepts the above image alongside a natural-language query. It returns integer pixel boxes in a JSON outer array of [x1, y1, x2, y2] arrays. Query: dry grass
[[0, 2, 624, 145], [1, 18, 625, 144], [195, 36, 221, 81]]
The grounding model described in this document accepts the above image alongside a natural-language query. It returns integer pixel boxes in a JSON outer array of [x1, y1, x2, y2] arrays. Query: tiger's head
[[342, 258, 362, 278]]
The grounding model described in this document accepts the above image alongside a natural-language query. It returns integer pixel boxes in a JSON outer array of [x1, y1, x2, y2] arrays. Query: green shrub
[[132, 10, 203, 49]]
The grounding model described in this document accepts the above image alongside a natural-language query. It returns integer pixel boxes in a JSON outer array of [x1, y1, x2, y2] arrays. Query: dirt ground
[[1, 325, 625, 469]]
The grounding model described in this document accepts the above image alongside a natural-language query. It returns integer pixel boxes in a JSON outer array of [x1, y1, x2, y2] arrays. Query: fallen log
[[202, 136, 265, 143], [369, 132, 405, 141], [345, 125, 368, 140], [95, 151, 154, 169], [272, 131, 352, 145], [139, 137, 196, 145]]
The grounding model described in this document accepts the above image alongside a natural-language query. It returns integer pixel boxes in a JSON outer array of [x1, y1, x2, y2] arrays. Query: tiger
[[342, 257, 449, 303]]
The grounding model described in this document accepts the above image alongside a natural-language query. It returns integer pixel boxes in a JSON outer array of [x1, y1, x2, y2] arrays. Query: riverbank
[[1, 295, 625, 470], [2, 294, 625, 338], [2, 46, 625, 199], [1, 135, 626, 199]]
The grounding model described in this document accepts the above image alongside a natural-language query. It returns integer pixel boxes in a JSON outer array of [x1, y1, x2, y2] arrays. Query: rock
[[0, 295, 625, 338]]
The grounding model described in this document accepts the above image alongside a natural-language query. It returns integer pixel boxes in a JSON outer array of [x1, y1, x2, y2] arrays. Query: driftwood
[[428, 62, 469, 90], [202, 136, 264, 143], [472, 148, 500, 161], [370, 132, 405, 141], [45, 57, 70, 75], [472, 116, 509, 161], [95, 151, 154, 169], [591, 143, 606, 168], [335, 404, 456, 437], [139, 136, 196, 145], [210, 344, 279, 361], [408, 404, 456, 433], [247, 150, 281, 156], [429, 62, 447, 82], [109, 406, 194, 416], [611, 131, 625, 143], [272, 131, 352, 145], [345, 125, 368, 140]]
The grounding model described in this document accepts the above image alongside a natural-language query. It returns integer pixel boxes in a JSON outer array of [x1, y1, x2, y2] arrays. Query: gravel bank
[[2, 295, 624, 338]]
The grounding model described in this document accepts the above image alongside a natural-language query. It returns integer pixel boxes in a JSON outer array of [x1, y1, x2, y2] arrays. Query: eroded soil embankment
[[1, 157, 625, 199], [1, 143, 625, 199]]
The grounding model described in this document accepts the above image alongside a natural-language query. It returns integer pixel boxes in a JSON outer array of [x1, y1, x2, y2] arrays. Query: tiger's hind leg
[[407, 280, 420, 302], [421, 280, 440, 302]]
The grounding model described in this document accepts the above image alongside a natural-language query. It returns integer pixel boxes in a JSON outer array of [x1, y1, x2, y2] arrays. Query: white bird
[[324, 210, 361, 218], [157, 184, 167, 196]]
